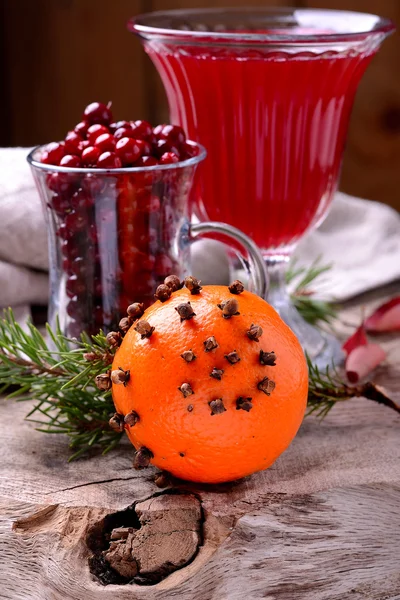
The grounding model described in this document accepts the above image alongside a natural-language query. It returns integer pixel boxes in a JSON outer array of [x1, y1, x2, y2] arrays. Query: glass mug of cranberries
[[27, 101, 267, 338]]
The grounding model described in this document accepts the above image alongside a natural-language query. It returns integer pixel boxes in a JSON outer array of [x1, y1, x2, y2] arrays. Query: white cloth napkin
[[0, 147, 399, 312]]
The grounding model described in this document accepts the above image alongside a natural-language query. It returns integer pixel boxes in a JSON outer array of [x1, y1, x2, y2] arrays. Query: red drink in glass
[[131, 8, 394, 366]]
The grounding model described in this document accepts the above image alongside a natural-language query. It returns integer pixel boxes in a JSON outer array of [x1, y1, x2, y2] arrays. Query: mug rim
[[27, 141, 207, 174]]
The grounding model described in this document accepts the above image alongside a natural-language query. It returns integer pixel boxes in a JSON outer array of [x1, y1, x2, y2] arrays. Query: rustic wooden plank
[[0, 289, 399, 598], [1, 0, 149, 146], [301, 0, 400, 212]]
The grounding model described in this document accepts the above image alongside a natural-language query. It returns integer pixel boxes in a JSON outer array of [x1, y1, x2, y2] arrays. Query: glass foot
[[273, 299, 344, 370]]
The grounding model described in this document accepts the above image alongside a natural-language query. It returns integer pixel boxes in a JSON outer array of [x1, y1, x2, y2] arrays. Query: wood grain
[[0, 289, 399, 598]]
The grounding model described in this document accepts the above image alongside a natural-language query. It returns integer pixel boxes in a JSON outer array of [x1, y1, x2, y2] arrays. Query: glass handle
[[190, 221, 268, 299]]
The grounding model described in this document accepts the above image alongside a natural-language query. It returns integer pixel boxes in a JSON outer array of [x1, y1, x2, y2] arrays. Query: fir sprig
[[288, 258, 338, 325], [0, 306, 397, 461]]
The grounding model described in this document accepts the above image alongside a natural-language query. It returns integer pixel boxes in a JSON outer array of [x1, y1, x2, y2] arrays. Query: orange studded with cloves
[[111, 282, 308, 483]]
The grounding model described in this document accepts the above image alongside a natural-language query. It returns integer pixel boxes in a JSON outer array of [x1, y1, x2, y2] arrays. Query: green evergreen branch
[[288, 258, 338, 325]]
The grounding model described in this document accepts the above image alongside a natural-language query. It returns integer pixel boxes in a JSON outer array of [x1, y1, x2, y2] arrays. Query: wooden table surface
[[0, 286, 399, 600]]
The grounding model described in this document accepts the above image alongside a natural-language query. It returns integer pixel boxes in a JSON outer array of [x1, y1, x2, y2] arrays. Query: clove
[[218, 298, 240, 319], [106, 331, 122, 348], [225, 351, 241, 365], [119, 317, 132, 334], [95, 372, 111, 391], [133, 446, 153, 470], [258, 377, 276, 396], [209, 398, 227, 415], [259, 350, 277, 366], [127, 302, 145, 320], [134, 320, 155, 339], [236, 397, 253, 412], [178, 382, 194, 398], [111, 367, 130, 386], [109, 412, 125, 432], [204, 336, 218, 352], [247, 324, 263, 342], [228, 280, 245, 294], [124, 410, 140, 427], [154, 284, 172, 302], [164, 274, 182, 291], [210, 367, 224, 380], [184, 275, 202, 294], [181, 350, 196, 363], [175, 302, 196, 321]]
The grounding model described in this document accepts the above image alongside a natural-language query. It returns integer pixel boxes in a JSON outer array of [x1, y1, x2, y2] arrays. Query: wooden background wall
[[1, 0, 399, 211]]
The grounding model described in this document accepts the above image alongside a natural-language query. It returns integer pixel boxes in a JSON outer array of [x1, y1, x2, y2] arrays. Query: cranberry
[[181, 142, 200, 159], [64, 131, 83, 155], [153, 124, 167, 138], [87, 124, 109, 145], [114, 126, 135, 140], [50, 194, 71, 214], [71, 189, 94, 210], [60, 154, 82, 168], [130, 120, 153, 140], [136, 139, 152, 156], [154, 139, 179, 158], [83, 101, 113, 125], [74, 121, 90, 137], [78, 140, 90, 153], [82, 173, 105, 194], [61, 239, 80, 260], [66, 275, 86, 298], [115, 137, 141, 165], [65, 210, 87, 232], [157, 124, 186, 146], [69, 256, 88, 276], [87, 223, 98, 244], [160, 151, 180, 165], [134, 155, 158, 168], [66, 297, 85, 319], [81, 145, 101, 166], [97, 151, 122, 169], [56, 223, 74, 240], [109, 120, 131, 133], [41, 142, 65, 165], [94, 133, 115, 153]]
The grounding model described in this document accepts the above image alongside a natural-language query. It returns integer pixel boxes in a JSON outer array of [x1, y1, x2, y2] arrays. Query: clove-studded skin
[[110, 279, 308, 484]]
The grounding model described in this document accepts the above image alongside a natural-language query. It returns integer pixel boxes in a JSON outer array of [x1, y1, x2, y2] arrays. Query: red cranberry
[[82, 173, 105, 194], [87, 124, 109, 145], [60, 154, 82, 168], [41, 142, 65, 165], [154, 139, 179, 158], [153, 124, 167, 138], [136, 139, 152, 156], [64, 131, 83, 155], [115, 137, 141, 165], [83, 101, 113, 125], [181, 142, 200, 159], [65, 210, 87, 232], [97, 151, 122, 169], [66, 275, 86, 298], [74, 121, 90, 137], [71, 189, 94, 210], [66, 297, 85, 319], [61, 239, 80, 260], [160, 151, 180, 165], [114, 126, 135, 140], [69, 256, 88, 276], [157, 124, 186, 146], [130, 120, 153, 140], [50, 194, 71, 214], [81, 145, 101, 166], [133, 156, 159, 167], [56, 223, 74, 240], [94, 133, 115, 153], [78, 140, 90, 153], [46, 173, 75, 196], [109, 120, 131, 133]]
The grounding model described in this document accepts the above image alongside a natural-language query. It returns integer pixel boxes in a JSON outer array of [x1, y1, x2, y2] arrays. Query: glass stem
[[265, 256, 291, 311]]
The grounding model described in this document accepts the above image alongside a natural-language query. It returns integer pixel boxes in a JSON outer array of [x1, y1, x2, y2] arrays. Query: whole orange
[[111, 281, 308, 483]]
